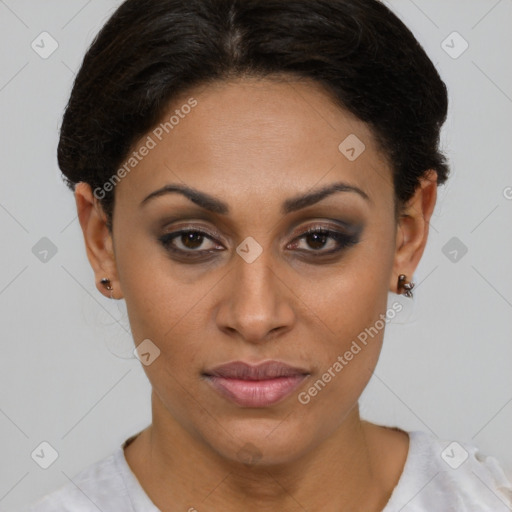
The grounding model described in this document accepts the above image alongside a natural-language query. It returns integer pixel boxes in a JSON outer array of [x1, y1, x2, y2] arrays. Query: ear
[[390, 170, 438, 294], [74, 182, 122, 299]]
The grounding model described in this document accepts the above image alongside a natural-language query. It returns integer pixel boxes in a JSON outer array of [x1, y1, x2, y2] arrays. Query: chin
[[203, 418, 317, 468]]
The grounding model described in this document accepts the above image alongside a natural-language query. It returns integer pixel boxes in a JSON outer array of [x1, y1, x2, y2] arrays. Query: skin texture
[[75, 76, 437, 511]]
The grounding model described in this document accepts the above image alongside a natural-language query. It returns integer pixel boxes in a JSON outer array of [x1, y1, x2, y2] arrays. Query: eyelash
[[158, 224, 360, 260]]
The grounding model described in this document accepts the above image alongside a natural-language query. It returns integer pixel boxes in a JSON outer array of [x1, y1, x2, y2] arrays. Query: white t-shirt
[[26, 430, 512, 511]]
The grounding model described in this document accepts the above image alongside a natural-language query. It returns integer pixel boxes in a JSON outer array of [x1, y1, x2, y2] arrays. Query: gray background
[[1, 0, 511, 509]]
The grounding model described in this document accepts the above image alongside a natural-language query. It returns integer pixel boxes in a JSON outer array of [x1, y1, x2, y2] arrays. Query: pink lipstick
[[203, 360, 310, 407]]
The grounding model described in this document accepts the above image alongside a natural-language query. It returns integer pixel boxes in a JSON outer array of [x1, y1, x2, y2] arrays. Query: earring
[[100, 278, 113, 291], [100, 278, 114, 299], [397, 274, 415, 298]]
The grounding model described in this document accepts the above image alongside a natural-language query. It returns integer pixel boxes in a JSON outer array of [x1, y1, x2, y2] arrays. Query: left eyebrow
[[282, 181, 371, 214], [139, 180, 371, 215]]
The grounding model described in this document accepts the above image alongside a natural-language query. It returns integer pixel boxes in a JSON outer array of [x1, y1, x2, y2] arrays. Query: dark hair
[[58, 0, 449, 231]]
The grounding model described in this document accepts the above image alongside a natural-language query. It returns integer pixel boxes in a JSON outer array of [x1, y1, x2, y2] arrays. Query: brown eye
[[288, 226, 360, 255], [304, 230, 330, 250], [180, 232, 206, 249], [159, 229, 222, 256]]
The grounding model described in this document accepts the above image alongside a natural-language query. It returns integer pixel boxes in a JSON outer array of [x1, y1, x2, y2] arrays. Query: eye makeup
[[157, 218, 364, 263]]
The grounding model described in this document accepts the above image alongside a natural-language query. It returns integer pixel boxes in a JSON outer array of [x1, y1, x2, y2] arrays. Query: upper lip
[[203, 360, 310, 380]]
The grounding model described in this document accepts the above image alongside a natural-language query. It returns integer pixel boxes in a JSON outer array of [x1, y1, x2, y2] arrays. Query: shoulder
[[26, 447, 131, 511], [384, 430, 512, 511]]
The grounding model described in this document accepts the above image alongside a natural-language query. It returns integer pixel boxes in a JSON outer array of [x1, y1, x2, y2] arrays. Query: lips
[[203, 361, 310, 407], [204, 360, 310, 380]]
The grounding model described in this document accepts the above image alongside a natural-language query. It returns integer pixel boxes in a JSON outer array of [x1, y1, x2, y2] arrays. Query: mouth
[[202, 360, 310, 408]]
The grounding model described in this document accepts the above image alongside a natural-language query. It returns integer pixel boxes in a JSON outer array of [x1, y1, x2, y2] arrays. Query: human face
[[110, 76, 397, 465]]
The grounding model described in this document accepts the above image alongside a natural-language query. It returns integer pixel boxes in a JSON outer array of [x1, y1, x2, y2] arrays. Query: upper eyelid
[[163, 223, 355, 247], [166, 221, 352, 235]]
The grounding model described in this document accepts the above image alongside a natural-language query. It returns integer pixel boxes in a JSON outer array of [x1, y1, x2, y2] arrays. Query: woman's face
[[91, 77, 422, 465]]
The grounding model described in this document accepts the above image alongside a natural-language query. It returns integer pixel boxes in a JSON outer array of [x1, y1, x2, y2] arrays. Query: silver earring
[[100, 278, 114, 299], [100, 278, 113, 290], [397, 274, 415, 298]]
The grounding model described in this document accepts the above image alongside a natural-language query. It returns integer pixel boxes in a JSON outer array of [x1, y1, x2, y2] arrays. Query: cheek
[[307, 225, 396, 381], [121, 272, 209, 364], [120, 272, 211, 419], [116, 241, 221, 387], [317, 230, 395, 334], [114, 223, 192, 339]]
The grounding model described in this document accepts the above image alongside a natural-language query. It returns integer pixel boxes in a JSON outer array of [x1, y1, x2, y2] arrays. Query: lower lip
[[204, 375, 308, 407]]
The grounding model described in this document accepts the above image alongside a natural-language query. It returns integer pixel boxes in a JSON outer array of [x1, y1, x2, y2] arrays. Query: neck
[[126, 391, 399, 512]]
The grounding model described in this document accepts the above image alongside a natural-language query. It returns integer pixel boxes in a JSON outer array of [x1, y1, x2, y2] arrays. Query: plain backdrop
[[1, 0, 511, 510]]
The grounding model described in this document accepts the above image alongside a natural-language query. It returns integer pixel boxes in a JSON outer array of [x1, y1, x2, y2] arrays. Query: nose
[[215, 248, 296, 344]]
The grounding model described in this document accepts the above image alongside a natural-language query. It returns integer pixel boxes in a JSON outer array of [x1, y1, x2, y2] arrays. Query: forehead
[[116, 76, 392, 211]]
